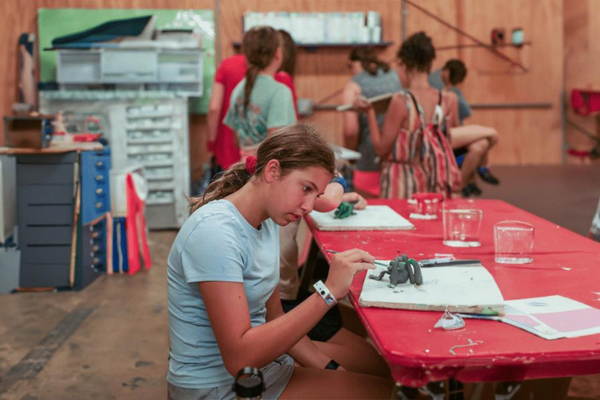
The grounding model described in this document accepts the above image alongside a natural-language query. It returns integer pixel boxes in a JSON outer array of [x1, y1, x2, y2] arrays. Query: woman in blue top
[[167, 124, 393, 399]]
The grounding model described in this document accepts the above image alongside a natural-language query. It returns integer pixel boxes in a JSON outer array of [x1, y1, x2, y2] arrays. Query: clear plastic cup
[[443, 207, 483, 247], [494, 221, 534, 264]]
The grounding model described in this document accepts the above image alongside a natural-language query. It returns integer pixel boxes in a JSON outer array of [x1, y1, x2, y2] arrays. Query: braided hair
[[242, 26, 282, 110]]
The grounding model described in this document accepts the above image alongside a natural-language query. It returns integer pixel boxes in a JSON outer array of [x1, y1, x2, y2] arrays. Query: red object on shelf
[[566, 149, 591, 158], [571, 89, 600, 116], [72, 133, 101, 142]]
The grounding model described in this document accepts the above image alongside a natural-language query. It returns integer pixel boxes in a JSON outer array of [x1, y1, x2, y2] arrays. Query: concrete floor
[[0, 231, 175, 400], [0, 165, 599, 400]]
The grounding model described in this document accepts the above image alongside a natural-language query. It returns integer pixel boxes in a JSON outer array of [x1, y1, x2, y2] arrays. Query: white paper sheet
[[309, 205, 414, 231], [461, 295, 600, 340]]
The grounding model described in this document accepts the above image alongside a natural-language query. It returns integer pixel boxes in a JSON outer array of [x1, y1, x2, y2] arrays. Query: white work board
[[309, 205, 414, 231], [329, 144, 362, 161], [359, 262, 505, 314], [336, 92, 395, 112]]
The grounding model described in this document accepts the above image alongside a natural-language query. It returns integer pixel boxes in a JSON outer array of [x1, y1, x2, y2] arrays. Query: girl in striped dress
[[354, 32, 461, 199]]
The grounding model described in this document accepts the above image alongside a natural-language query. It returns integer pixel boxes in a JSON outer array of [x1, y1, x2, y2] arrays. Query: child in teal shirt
[[224, 26, 296, 159]]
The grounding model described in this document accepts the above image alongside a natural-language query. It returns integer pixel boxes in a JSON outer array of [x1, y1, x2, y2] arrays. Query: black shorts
[[454, 146, 468, 158], [281, 293, 341, 342]]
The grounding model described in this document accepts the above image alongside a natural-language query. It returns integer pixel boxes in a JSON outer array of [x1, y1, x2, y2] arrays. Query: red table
[[305, 199, 600, 387]]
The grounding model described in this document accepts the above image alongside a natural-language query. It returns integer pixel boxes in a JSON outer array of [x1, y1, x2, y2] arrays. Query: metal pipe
[[561, 49, 567, 164], [313, 102, 553, 111], [437, 42, 532, 51], [404, 0, 528, 72], [470, 103, 552, 109], [401, 0, 407, 41], [215, 0, 222, 65], [566, 119, 600, 143], [561, 92, 567, 163], [313, 104, 342, 110]]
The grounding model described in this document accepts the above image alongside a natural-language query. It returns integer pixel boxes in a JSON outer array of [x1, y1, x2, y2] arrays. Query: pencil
[[326, 249, 389, 268]]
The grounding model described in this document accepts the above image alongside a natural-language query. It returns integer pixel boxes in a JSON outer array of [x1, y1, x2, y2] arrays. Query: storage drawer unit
[[40, 98, 191, 229], [16, 150, 111, 290], [57, 49, 203, 95], [80, 150, 111, 225], [17, 153, 75, 288], [110, 99, 190, 229], [76, 218, 107, 289]]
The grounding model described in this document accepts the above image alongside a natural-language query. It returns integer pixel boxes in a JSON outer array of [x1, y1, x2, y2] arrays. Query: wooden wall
[[0, 0, 574, 173], [220, 0, 564, 166], [564, 0, 600, 163], [218, 0, 403, 150], [406, 0, 564, 165]]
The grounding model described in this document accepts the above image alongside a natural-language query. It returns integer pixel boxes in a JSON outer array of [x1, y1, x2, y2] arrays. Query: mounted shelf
[[56, 48, 203, 95]]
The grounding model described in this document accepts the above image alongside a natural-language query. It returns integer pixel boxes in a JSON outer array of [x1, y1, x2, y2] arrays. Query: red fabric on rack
[[125, 174, 151, 275], [571, 89, 600, 116]]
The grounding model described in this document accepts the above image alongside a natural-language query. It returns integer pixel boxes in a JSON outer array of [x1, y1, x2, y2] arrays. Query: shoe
[[461, 183, 483, 198], [477, 167, 500, 185]]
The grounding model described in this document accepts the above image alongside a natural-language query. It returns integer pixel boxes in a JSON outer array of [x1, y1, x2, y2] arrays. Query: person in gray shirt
[[430, 59, 501, 197], [341, 47, 403, 197]]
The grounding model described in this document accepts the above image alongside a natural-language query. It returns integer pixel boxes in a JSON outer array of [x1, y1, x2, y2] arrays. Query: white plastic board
[[329, 144, 362, 161], [359, 262, 505, 314], [309, 205, 414, 231]]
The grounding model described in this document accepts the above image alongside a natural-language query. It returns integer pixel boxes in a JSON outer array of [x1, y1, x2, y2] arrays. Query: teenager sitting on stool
[[429, 59, 501, 197], [167, 125, 393, 400]]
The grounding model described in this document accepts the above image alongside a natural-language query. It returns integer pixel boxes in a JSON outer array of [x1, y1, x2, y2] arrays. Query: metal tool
[[419, 259, 481, 268], [326, 249, 388, 268]]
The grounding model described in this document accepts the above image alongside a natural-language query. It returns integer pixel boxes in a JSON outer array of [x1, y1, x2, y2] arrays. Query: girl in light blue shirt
[[167, 124, 393, 400]]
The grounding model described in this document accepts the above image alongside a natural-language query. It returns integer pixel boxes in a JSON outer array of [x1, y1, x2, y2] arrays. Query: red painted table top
[[305, 199, 600, 386]]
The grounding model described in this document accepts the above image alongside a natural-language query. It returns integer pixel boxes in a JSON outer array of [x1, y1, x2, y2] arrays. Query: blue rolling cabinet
[[16, 148, 111, 290], [81, 150, 111, 225]]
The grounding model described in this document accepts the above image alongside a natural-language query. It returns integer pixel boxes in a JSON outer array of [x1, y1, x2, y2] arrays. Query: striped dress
[[380, 91, 453, 199]]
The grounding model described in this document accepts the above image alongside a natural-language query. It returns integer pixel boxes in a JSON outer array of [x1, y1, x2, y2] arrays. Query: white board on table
[[309, 205, 414, 231], [329, 144, 362, 161], [359, 262, 505, 314]]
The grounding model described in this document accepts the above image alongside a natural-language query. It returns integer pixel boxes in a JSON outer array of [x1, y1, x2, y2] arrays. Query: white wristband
[[313, 280, 338, 308]]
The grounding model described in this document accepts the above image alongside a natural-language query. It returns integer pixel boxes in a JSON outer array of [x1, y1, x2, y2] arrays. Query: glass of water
[[494, 221, 534, 264], [443, 206, 483, 247]]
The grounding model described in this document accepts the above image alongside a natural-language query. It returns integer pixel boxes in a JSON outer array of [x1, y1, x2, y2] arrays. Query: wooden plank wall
[[406, 0, 564, 165], [0, 0, 572, 173], [564, 0, 600, 163], [218, 0, 403, 149]]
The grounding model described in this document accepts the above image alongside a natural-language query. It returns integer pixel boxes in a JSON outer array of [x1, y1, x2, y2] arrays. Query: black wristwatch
[[324, 359, 340, 370]]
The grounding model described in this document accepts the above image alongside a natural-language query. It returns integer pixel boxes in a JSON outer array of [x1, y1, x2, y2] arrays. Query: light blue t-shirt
[[167, 200, 280, 389], [224, 74, 296, 149]]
